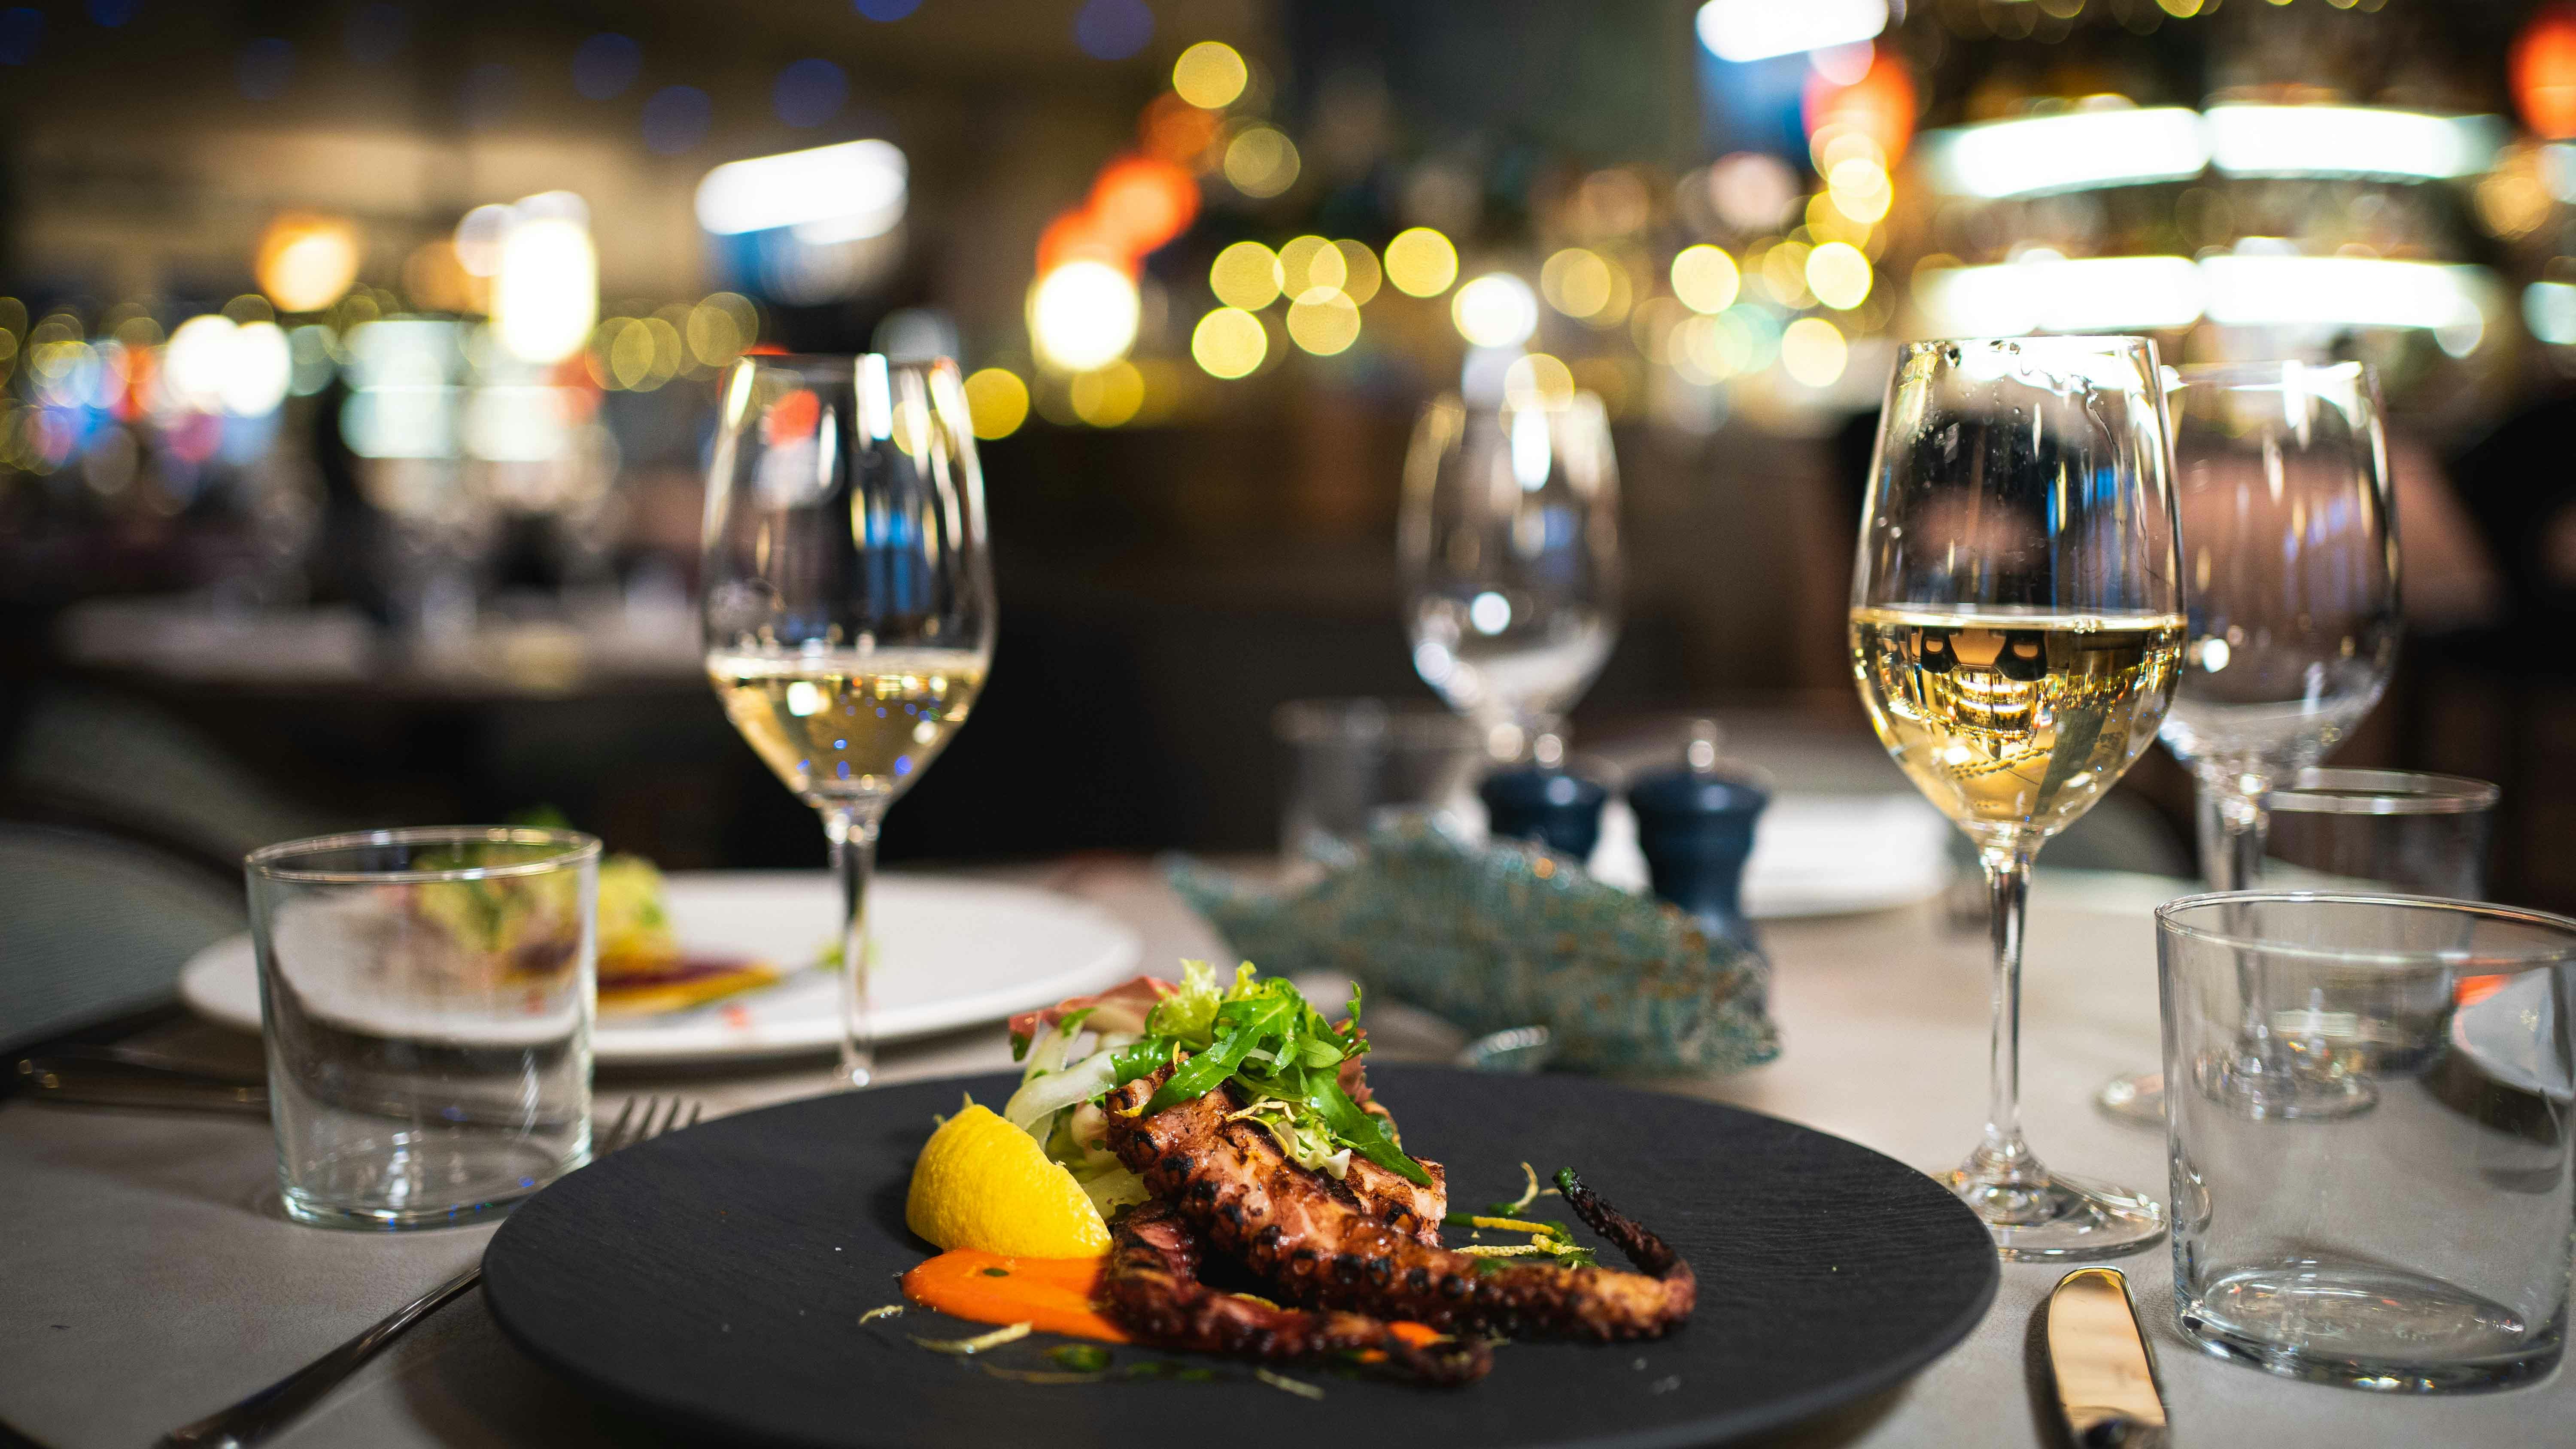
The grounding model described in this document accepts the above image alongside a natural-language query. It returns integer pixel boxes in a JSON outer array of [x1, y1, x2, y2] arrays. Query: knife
[[2046, 1267, 2169, 1448], [14, 1050, 270, 1115]]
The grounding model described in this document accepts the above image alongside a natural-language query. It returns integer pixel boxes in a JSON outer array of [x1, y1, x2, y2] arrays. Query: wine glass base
[[2096, 1071, 2166, 1126], [1944, 1168, 2168, 1261], [2194, 1050, 2377, 1121]]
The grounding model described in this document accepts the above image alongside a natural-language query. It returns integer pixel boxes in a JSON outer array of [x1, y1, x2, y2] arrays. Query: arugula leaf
[[1144, 994, 1296, 1113], [1303, 1073, 1430, 1185]]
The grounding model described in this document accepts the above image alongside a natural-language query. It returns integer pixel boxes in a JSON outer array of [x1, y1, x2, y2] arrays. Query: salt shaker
[[1478, 767, 1608, 864], [1627, 720, 1768, 949]]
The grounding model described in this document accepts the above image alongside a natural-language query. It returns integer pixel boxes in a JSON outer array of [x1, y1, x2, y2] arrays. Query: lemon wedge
[[905, 1103, 1110, 1258]]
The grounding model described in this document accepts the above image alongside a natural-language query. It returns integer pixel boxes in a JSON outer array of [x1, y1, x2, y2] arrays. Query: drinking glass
[[1273, 698, 1480, 863], [248, 826, 597, 1229], [2161, 893, 2576, 1391], [2264, 768, 2497, 897], [701, 355, 995, 1088], [2099, 361, 2401, 1122], [1399, 386, 1621, 767], [1850, 336, 2184, 1258]]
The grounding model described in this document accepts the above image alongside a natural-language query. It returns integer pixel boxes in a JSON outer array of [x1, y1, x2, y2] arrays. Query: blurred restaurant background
[[3, 0, 2574, 911]]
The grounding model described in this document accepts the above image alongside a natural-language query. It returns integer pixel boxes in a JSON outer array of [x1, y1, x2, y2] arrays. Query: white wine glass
[[1399, 385, 1621, 767], [2098, 359, 2401, 1124], [1851, 336, 2185, 1258], [701, 354, 996, 1088]]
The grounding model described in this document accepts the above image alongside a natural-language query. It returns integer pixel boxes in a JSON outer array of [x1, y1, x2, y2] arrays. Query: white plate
[[179, 872, 1142, 1065], [1583, 793, 1956, 918]]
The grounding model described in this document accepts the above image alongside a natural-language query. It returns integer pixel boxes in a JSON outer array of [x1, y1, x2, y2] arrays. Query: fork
[[159, 1095, 705, 1449]]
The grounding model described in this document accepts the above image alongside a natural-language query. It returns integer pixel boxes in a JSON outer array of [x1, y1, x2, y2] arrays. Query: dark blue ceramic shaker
[[1478, 767, 1609, 864], [1628, 724, 1769, 949]]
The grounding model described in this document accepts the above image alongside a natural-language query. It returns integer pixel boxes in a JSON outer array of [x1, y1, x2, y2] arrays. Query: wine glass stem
[[1970, 844, 2043, 1190], [2196, 773, 2272, 891], [822, 801, 886, 1088]]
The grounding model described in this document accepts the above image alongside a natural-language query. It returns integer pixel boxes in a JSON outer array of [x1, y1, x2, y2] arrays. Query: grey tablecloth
[[2, 863, 2565, 1448]]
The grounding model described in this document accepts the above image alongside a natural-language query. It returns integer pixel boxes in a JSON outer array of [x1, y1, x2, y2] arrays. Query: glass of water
[[1273, 698, 1480, 863], [247, 827, 598, 1229], [1399, 387, 1621, 767], [2264, 768, 2500, 897], [2161, 892, 2576, 1391]]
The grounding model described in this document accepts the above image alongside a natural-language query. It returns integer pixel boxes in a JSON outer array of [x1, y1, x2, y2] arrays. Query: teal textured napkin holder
[[1166, 813, 1780, 1076]]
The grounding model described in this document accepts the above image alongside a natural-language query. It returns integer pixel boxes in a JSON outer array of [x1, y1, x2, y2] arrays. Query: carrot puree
[[899, 1248, 1446, 1351], [902, 1250, 1130, 1343]]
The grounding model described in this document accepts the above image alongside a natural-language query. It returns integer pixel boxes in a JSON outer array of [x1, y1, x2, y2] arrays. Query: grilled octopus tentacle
[[1104, 1073, 1696, 1342], [1104, 1200, 1492, 1385]]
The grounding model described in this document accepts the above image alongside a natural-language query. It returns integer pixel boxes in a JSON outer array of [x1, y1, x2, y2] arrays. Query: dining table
[[3, 856, 2567, 1449]]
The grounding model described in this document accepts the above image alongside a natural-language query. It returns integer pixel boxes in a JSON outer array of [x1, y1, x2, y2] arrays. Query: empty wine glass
[[1399, 382, 1621, 766], [1851, 336, 2184, 1259], [2097, 360, 2400, 1125], [701, 355, 996, 1088]]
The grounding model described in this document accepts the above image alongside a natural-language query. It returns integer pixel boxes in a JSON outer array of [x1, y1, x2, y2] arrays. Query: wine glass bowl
[[701, 354, 996, 1087], [1851, 336, 2183, 1259], [2096, 360, 2400, 1126], [1399, 388, 1621, 766], [2162, 360, 2400, 851]]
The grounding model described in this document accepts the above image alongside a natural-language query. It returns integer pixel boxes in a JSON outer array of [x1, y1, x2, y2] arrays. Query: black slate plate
[[483, 1067, 1998, 1449]]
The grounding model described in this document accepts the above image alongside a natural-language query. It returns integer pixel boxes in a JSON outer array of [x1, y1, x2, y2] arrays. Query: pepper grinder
[[1627, 720, 1769, 950], [1478, 766, 1609, 864]]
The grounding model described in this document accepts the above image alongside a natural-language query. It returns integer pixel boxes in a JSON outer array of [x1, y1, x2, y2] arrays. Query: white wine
[[708, 649, 987, 804], [1850, 606, 2184, 843]]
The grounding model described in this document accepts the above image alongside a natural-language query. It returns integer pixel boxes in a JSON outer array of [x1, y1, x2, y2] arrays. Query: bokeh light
[[2515, 8, 2576, 139], [454, 203, 512, 276], [1029, 260, 1140, 372], [224, 321, 294, 416], [1780, 316, 1848, 386], [1191, 307, 1267, 378], [1334, 240, 1382, 304], [1671, 245, 1741, 314], [257, 213, 363, 314], [774, 59, 848, 128], [687, 293, 759, 367], [1223, 127, 1300, 198], [1074, 0, 1154, 60], [697, 139, 908, 241], [1826, 157, 1893, 223], [1286, 288, 1360, 355], [572, 33, 641, 98], [1806, 242, 1873, 310], [1278, 236, 1343, 295], [1707, 152, 1799, 232], [1383, 227, 1459, 297], [164, 315, 292, 417], [1503, 352, 1575, 411], [962, 367, 1030, 438], [1452, 274, 1540, 349], [1084, 155, 1198, 259], [494, 211, 598, 364], [1540, 248, 1614, 319], [1209, 241, 1284, 310], [1757, 240, 1814, 307], [1069, 361, 1145, 425], [1172, 40, 1249, 109]]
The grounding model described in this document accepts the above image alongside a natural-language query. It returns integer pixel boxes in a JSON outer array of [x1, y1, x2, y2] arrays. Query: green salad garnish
[[1002, 961, 1431, 1204]]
